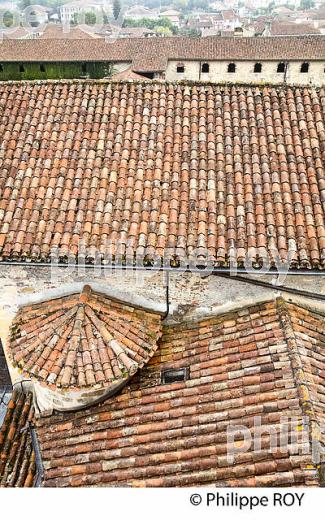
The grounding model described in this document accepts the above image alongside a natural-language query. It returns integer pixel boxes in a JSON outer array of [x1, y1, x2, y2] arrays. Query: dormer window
[[176, 63, 185, 73], [228, 63, 236, 73], [201, 62, 209, 73], [254, 62, 262, 73], [301, 62, 309, 73], [162, 367, 189, 384]]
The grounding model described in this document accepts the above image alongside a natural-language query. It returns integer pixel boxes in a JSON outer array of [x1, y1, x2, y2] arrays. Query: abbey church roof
[[1, 296, 325, 487], [0, 80, 325, 269], [8, 286, 162, 393]]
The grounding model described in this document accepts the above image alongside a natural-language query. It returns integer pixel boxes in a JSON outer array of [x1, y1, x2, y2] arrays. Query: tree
[[0, 9, 18, 28], [113, 0, 121, 20], [18, 0, 32, 8], [173, 0, 188, 11], [155, 26, 172, 36], [72, 10, 97, 26], [123, 16, 178, 35], [300, 0, 315, 8]]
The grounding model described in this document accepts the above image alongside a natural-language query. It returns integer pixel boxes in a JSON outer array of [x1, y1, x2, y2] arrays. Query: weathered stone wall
[[165, 60, 325, 86], [1, 265, 325, 383]]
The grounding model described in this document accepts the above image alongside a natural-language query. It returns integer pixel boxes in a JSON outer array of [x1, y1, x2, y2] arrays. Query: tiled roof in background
[[35, 299, 323, 487], [0, 36, 324, 71], [0, 390, 36, 487], [110, 67, 149, 81], [0, 81, 325, 268], [9, 286, 162, 390], [268, 21, 321, 36]]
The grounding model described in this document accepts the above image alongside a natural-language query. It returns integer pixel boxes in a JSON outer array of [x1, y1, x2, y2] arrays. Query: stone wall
[[165, 60, 325, 86], [1, 265, 325, 386]]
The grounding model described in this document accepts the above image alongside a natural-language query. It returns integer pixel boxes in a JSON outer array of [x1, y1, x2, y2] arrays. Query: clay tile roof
[[0, 36, 324, 71], [0, 390, 36, 487], [0, 80, 325, 269], [269, 21, 321, 36], [8, 286, 162, 391], [35, 298, 324, 487], [39, 24, 100, 39], [110, 67, 149, 80]]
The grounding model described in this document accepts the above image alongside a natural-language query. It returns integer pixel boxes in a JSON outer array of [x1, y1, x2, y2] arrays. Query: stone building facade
[[166, 59, 325, 86], [0, 35, 324, 85]]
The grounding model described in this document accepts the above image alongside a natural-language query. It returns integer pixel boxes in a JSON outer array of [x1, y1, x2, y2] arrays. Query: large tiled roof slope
[[36, 299, 323, 487], [0, 81, 325, 268], [9, 286, 162, 391], [0, 36, 324, 71], [0, 390, 36, 487]]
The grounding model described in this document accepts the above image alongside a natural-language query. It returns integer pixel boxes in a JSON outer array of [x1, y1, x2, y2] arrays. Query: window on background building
[[228, 63, 236, 73], [254, 63, 262, 73], [277, 62, 285, 73], [176, 63, 185, 73], [40, 64, 45, 73], [201, 62, 209, 73], [301, 62, 309, 73], [81, 63, 87, 74], [0, 64, 3, 72], [19, 64, 25, 73]]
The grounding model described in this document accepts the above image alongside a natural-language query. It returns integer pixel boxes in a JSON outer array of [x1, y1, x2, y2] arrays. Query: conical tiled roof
[[9, 286, 162, 391]]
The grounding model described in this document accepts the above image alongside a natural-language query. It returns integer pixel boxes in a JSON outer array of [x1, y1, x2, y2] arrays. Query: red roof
[[35, 299, 324, 487], [0, 81, 325, 269], [0, 36, 324, 72]]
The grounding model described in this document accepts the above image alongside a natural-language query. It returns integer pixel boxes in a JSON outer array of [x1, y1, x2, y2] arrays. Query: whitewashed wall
[[165, 59, 325, 86]]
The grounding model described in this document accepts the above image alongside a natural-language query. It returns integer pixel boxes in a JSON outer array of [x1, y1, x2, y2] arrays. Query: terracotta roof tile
[[0, 80, 325, 268], [0, 390, 36, 487], [110, 67, 149, 81], [0, 36, 324, 71], [8, 286, 162, 391], [34, 299, 324, 487], [269, 21, 321, 36]]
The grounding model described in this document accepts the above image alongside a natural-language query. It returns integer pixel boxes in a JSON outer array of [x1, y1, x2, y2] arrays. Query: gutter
[[2, 260, 325, 304], [12, 380, 44, 487], [212, 271, 325, 302], [29, 423, 44, 487], [1, 260, 325, 276]]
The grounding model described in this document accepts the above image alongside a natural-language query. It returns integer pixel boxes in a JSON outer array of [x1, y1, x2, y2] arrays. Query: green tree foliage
[[18, 0, 67, 8], [300, 0, 315, 8], [72, 10, 97, 26], [123, 16, 178, 35], [0, 9, 18, 27]]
